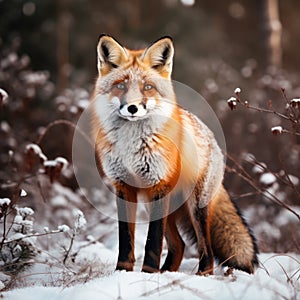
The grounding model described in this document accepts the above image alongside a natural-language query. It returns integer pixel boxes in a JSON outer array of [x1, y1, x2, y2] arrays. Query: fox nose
[[127, 104, 138, 114]]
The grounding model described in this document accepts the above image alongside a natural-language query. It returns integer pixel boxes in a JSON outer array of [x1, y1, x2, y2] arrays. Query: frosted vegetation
[[0, 6, 299, 297]]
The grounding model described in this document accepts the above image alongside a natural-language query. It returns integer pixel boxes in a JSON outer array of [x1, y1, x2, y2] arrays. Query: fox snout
[[119, 100, 147, 119]]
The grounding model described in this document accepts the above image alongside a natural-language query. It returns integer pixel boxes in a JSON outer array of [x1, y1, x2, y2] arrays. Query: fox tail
[[208, 186, 259, 273]]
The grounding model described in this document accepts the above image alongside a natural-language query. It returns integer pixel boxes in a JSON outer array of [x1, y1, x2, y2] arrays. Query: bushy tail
[[208, 186, 259, 273]]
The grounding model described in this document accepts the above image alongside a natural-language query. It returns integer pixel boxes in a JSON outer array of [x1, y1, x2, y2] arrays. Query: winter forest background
[[0, 0, 299, 297]]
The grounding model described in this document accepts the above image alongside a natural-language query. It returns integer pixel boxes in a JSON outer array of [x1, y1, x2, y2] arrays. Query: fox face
[[94, 35, 176, 123]]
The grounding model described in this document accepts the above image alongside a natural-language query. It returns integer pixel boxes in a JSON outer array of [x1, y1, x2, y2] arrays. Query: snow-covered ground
[[3, 247, 299, 300]]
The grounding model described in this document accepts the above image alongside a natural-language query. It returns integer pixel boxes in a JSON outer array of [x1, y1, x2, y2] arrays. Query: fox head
[[93, 34, 176, 123]]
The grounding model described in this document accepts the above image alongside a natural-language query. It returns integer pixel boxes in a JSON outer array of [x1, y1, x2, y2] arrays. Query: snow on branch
[[227, 88, 300, 136]]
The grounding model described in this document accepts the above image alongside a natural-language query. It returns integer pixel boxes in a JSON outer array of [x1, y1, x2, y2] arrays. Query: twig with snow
[[63, 210, 86, 265], [226, 153, 300, 221], [227, 88, 300, 137]]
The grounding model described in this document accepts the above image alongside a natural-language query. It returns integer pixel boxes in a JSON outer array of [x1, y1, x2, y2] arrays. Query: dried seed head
[[271, 126, 283, 136], [290, 98, 300, 108], [227, 97, 237, 110], [25, 143, 47, 172], [234, 87, 241, 94]]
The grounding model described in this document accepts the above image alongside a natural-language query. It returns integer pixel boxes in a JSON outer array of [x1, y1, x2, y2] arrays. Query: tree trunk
[[56, 0, 71, 92], [260, 0, 282, 68]]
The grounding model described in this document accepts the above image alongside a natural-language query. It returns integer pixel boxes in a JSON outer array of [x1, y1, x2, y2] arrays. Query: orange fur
[[91, 35, 258, 274]]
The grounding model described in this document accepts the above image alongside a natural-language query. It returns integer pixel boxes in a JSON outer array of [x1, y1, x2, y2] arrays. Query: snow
[[1, 193, 299, 299], [0, 198, 11, 206], [78, 99, 89, 110], [51, 195, 68, 207], [18, 207, 34, 217], [7, 232, 26, 242], [2, 253, 299, 300], [242, 152, 255, 162], [44, 157, 68, 169], [26, 143, 47, 161], [70, 105, 78, 114], [227, 97, 237, 110], [0, 181, 298, 299], [73, 209, 86, 231], [275, 206, 300, 226], [180, 0, 195, 6], [20, 189, 27, 197], [58, 225, 70, 233], [55, 157, 68, 169], [287, 174, 299, 186], [252, 162, 266, 174], [227, 96, 236, 103], [0, 88, 9, 104], [25, 143, 42, 155], [0, 121, 11, 133], [260, 173, 276, 185], [234, 87, 241, 94], [271, 126, 283, 134], [290, 98, 300, 107], [43, 160, 58, 167], [43, 227, 49, 233], [21, 71, 49, 85]]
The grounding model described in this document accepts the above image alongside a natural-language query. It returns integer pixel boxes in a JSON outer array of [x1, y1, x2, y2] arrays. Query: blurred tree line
[[2, 0, 300, 87], [1, 0, 299, 169]]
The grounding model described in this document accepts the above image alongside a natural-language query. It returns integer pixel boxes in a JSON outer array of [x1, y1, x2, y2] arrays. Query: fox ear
[[97, 34, 128, 76], [142, 36, 174, 78]]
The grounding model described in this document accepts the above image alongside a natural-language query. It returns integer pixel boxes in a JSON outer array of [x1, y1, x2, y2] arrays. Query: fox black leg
[[116, 184, 137, 271], [195, 205, 214, 275], [142, 196, 170, 273]]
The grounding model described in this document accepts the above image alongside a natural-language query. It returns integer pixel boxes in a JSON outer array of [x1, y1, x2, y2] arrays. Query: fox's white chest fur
[[100, 116, 169, 188]]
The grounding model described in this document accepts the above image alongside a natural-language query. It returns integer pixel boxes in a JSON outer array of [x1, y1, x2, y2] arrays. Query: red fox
[[91, 34, 258, 275]]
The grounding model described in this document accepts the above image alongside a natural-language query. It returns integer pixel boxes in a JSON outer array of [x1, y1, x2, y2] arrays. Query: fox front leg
[[115, 184, 137, 271], [142, 195, 170, 273]]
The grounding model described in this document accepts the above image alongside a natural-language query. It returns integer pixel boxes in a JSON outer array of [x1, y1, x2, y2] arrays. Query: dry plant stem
[[231, 191, 261, 199], [275, 259, 294, 286], [226, 164, 299, 220], [251, 158, 300, 198], [278, 155, 300, 198], [36, 175, 48, 202], [235, 90, 300, 137], [35, 247, 77, 274], [2, 209, 17, 242], [247, 104, 291, 121], [0, 207, 8, 249], [140, 276, 210, 299], [70, 237, 105, 262], [36, 119, 93, 146], [63, 231, 76, 265], [281, 129, 300, 136], [1, 173, 38, 189], [236, 95, 291, 122], [226, 153, 300, 221], [281, 88, 298, 120], [2, 229, 64, 245]]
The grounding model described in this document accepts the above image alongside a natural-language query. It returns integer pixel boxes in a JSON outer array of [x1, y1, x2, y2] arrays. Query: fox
[[91, 34, 258, 275]]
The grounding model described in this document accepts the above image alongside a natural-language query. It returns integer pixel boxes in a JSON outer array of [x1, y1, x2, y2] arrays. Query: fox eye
[[144, 84, 154, 91], [116, 82, 126, 90]]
